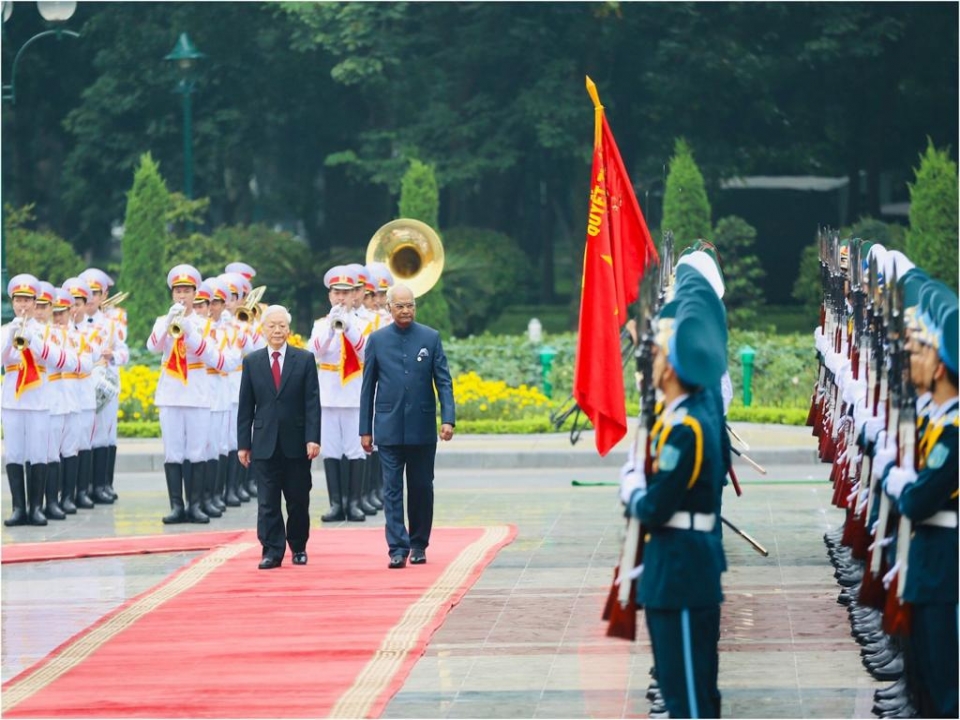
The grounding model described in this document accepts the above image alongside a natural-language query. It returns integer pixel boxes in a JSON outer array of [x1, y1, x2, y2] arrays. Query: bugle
[[100, 290, 130, 310], [12, 310, 30, 350], [168, 309, 187, 338], [235, 285, 267, 323]]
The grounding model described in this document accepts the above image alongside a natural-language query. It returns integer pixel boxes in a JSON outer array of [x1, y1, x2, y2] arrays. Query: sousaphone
[[365, 218, 444, 298]]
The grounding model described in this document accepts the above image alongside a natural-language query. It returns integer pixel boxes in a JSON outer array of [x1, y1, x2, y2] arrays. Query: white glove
[[9, 316, 24, 331], [619, 460, 646, 505], [860, 416, 886, 447], [842, 377, 866, 407], [871, 431, 897, 482], [167, 302, 186, 318], [884, 467, 917, 500], [814, 327, 828, 356]]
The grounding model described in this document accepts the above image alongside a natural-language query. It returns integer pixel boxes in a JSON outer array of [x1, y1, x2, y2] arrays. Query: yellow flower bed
[[118, 365, 161, 422], [119, 366, 549, 424], [453, 371, 551, 421]]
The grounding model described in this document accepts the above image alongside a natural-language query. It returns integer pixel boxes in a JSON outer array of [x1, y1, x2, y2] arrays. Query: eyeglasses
[[391, 303, 416, 310]]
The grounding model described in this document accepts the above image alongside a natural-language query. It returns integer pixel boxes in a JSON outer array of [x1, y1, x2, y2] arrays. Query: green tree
[[3, 204, 85, 284], [791, 243, 822, 317], [118, 153, 172, 346], [397, 160, 452, 336], [662, 139, 712, 253], [906, 140, 959, 291], [712, 216, 765, 325], [441, 226, 533, 337]]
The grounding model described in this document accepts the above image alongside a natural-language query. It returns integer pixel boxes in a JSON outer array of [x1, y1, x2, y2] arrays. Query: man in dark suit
[[238, 305, 321, 569], [360, 284, 455, 569]]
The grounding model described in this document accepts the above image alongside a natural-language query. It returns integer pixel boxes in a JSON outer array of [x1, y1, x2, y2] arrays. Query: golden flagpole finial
[[585, 76, 604, 150], [585, 76, 603, 110]]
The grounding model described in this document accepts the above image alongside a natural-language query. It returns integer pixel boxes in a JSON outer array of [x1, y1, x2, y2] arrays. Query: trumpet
[[100, 290, 130, 310], [168, 309, 187, 338], [12, 310, 30, 350], [329, 304, 349, 332], [235, 285, 266, 324]]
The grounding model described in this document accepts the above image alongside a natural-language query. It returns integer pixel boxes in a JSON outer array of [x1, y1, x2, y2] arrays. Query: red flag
[[164, 336, 189, 385], [14, 348, 43, 399], [340, 336, 362, 385], [574, 77, 658, 456]]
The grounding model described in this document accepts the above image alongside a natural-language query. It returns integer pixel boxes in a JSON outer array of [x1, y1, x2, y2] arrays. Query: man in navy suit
[[238, 305, 321, 569], [360, 284, 455, 569]]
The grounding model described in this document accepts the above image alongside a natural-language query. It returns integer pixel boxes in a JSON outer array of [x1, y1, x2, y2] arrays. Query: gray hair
[[261, 304, 292, 324], [386, 284, 415, 305]]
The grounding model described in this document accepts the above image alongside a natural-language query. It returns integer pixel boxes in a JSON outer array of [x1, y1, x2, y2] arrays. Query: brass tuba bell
[[366, 219, 444, 298]]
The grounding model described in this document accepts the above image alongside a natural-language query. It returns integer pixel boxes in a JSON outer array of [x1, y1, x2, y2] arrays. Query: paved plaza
[[2, 425, 883, 718]]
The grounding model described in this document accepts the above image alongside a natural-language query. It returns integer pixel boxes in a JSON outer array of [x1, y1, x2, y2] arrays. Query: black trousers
[[378, 444, 436, 557], [255, 445, 312, 561]]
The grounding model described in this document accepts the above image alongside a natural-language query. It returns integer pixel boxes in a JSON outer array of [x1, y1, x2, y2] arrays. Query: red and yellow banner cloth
[[574, 77, 659, 456]]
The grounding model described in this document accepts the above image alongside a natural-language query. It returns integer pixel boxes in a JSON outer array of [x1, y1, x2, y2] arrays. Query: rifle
[[602, 231, 669, 641], [550, 329, 637, 444]]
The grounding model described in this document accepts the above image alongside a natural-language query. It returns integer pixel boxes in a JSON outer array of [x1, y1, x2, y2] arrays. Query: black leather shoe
[[389, 554, 406, 569], [293, 552, 308, 565], [410, 550, 426, 565], [258, 557, 282, 570]]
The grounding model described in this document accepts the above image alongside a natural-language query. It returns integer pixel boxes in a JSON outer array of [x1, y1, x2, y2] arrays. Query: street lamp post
[[164, 33, 204, 200], [1, 0, 80, 322]]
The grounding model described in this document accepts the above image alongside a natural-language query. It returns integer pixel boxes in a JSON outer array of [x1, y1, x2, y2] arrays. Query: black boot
[[91, 447, 114, 504], [224, 452, 241, 507], [235, 457, 251, 502], [346, 458, 366, 522], [207, 459, 226, 513], [59, 455, 78, 514], [76, 449, 95, 509], [360, 457, 379, 514], [162, 463, 187, 524], [364, 454, 383, 511], [371, 451, 384, 505], [184, 461, 210, 524], [201, 460, 223, 517], [4, 464, 28, 526], [321, 458, 345, 522], [27, 463, 49, 526], [43, 461, 66, 520], [104, 444, 118, 500], [245, 462, 258, 499]]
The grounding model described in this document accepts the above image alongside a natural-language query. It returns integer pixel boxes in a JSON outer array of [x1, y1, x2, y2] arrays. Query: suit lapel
[[260, 350, 276, 395]]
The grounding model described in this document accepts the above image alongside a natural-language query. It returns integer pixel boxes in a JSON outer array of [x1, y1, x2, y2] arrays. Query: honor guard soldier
[[147, 264, 230, 524], [62, 277, 101, 509], [2, 274, 67, 526], [884, 284, 959, 718], [80, 267, 129, 503], [619, 271, 728, 719], [356, 264, 389, 511], [310, 265, 368, 522]]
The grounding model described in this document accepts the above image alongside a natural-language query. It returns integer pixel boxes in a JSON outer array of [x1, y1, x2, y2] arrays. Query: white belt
[[664, 511, 716, 532], [919, 510, 958, 529]]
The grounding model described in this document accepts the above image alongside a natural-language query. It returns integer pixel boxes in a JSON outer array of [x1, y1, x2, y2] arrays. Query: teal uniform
[[899, 398, 958, 718], [627, 389, 726, 719]]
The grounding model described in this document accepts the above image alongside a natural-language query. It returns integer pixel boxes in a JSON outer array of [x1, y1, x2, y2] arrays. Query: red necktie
[[271, 351, 281, 390]]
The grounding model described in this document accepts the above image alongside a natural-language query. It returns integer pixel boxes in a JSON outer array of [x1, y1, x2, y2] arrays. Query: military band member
[[51, 287, 87, 515], [2, 274, 66, 526], [81, 267, 129, 504], [207, 278, 240, 509], [310, 265, 367, 522], [619, 273, 728, 719], [147, 264, 230, 524], [63, 277, 101, 509]]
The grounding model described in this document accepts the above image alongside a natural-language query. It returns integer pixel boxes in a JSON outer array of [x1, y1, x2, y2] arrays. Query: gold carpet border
[[329, 525, 510, 718], [2, 541, 255, 713]]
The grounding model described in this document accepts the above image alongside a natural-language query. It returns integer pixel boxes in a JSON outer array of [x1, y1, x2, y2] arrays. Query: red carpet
[[2, 525, 516, 718], [1, 530, 247, 564]]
